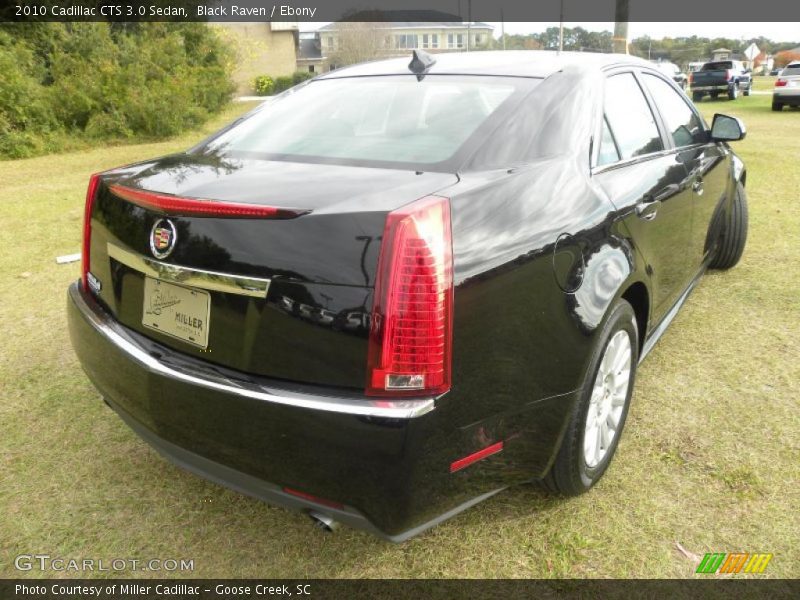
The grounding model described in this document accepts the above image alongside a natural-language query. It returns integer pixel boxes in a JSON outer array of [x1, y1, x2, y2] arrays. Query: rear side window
[[603, 73, 663, 161], [783, 64, 800, 73], [641, 74, 706, 147]]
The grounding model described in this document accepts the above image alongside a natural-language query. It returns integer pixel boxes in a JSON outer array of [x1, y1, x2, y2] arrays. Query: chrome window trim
[[71, 284, 436, 419], [107, 242, 271, 299]]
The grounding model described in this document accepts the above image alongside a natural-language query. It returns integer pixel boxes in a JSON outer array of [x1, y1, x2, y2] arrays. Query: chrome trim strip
[[107, 242, 271, 298], [71, 284, 436, 419]]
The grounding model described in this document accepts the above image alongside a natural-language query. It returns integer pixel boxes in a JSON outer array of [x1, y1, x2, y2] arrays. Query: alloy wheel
[[583, 330, 632, 468]]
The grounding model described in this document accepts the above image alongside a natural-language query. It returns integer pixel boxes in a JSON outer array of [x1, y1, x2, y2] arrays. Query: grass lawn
[[1, 93, 798, 579]]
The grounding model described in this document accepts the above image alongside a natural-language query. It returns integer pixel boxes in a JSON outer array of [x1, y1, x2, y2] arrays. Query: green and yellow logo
[[696, 552, 773, 574]]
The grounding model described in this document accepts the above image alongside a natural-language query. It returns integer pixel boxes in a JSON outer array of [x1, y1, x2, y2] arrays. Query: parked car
[[691, 60, 752, 100], [773, 61, 800, 111], [770, 67, 781, 76], [653, 60, 688, 89], [68, 51, 749, 541]]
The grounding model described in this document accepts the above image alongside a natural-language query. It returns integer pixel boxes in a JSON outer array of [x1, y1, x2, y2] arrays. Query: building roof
[[318, 50, 652, 80]]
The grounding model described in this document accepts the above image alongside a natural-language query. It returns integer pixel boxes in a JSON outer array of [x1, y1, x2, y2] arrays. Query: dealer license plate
[[142, 277, 210, 348]]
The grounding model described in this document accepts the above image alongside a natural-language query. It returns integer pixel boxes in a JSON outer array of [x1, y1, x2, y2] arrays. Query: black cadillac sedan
[[68, 51, 748, 541]]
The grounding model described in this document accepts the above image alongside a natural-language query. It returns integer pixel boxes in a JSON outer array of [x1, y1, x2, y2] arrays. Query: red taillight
[[81, 173, 102, 293], [108, 184, 309, 219], [688, 73, 693, 84], [366, 196, 453, 397], [282, 487, 343, 510], [775, 79, 788, 87]]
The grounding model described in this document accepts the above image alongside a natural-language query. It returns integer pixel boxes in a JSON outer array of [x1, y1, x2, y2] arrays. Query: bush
[[292, 71, 314, 85], [273, 75, 294, 94], [254, 75, 274, 96], [0, 23, 235, 159]]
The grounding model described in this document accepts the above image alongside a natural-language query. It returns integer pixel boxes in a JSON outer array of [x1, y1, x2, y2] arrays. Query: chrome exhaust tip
[[308, 511, 339, 532]]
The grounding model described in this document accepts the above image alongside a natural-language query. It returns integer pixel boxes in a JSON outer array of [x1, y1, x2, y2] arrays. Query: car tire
[[542, 300, 638, 496], [692, 91, 703, 102], [728, 85, 738, 100], [743, 86, 751, 97], [772, 101, 783, 111], [709, 182, 748, 270]]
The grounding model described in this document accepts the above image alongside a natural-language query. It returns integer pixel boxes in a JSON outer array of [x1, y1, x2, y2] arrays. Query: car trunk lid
[[85, 154, 457, 390]]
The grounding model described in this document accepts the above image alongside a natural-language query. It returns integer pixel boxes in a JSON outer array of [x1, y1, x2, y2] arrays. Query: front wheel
[[542, 300, 638, 496], [709, 182, 748, 270], [728, 85, 738, 100], [692, 91, 703, 102], [743, 85, 751, 97]]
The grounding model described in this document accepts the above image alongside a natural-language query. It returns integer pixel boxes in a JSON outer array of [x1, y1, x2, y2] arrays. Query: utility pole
[[467, 0, 471, 51], [613, 0, 629, 54], [559, 0, 564, 53], [501, 9, 506, 50]]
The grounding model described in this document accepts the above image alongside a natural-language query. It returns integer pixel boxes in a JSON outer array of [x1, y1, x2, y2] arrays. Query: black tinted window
[[604, 73, 663, 160], [702, 61, 733, 70], [642, 74, 706, 147]]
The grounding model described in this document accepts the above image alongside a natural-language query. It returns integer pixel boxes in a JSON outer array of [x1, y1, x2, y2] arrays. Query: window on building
[[431, 34, 439, 49], [396, 34, 418, 50], [474, 34, 482, 45], [447, 33, 464, 49], [326, 36, 334, 50], [422, 34, 430, 49], [308, 65, 315, 73]]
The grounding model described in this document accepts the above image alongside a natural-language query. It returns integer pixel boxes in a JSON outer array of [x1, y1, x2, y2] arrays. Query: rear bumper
[[773, 90, 800, 104], [691, 84, 734, 92], [66, 283, 507, 540]]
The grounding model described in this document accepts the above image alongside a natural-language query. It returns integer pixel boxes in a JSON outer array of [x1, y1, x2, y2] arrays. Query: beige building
[[316, 21, 494, 66], [216, 22, 300, 94], [217, 20, 495, 93]]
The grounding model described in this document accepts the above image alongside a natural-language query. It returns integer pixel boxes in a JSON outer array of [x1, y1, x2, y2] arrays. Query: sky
[[306, 22, 800, 43]]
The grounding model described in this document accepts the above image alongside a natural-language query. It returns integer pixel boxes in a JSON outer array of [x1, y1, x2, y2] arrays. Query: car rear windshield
[[200, 75, 536, 170], [784, 64, 800, 71], [702, 62, 733, 70]]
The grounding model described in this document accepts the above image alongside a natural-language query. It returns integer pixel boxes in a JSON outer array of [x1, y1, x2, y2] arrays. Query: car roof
[[317, 50, 653, 80]]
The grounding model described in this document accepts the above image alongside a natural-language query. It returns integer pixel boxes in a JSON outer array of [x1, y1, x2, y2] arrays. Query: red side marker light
[[282, 487, 344, 510], [449, 441, 504, 473]]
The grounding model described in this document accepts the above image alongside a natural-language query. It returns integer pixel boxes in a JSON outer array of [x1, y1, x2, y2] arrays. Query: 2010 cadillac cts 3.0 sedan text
[[68, 51, 749, 541]]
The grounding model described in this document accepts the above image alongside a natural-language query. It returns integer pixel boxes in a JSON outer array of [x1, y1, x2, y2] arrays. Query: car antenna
[[408, 49, 436, 81]]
